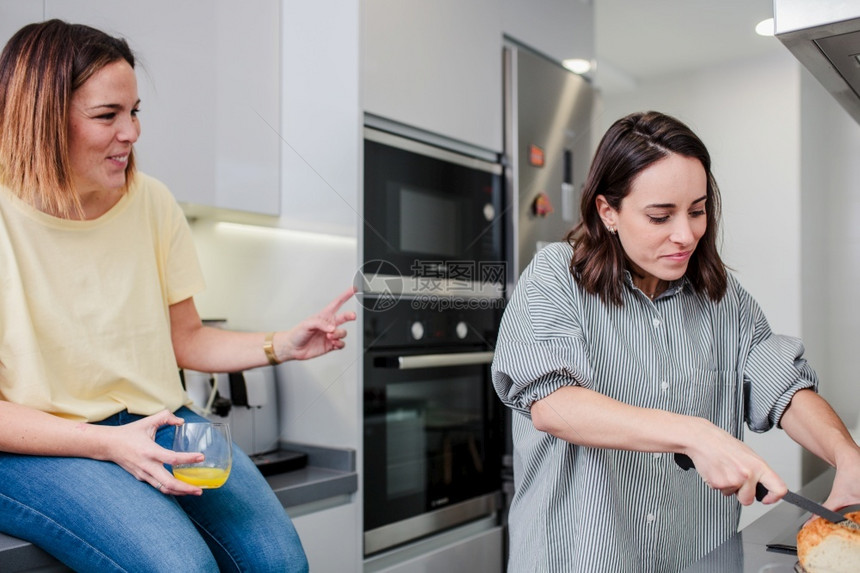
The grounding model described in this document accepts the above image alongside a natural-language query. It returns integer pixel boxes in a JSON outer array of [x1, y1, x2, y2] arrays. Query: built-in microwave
[[362, 125, 505, 300]]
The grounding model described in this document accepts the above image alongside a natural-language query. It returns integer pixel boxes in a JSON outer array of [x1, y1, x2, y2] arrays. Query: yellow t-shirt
[[0, 173, 205, 421]]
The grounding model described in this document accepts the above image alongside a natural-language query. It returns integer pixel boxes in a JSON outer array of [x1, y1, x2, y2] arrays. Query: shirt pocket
[[683, 368, 738, 427]]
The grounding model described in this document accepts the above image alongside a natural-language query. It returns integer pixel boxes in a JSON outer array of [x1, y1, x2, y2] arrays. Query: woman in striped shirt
[[492, 111, 860, 572]]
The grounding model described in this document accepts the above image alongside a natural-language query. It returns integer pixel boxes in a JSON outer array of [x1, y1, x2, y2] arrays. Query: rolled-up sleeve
[[739, 285, 819, 432], [492, 245, 593, 415]]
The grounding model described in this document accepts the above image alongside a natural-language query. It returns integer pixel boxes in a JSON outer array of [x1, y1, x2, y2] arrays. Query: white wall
[[190, 222, 360, 446], [799, 68, 860, 437], [600, 51, 802, 330], [599, 50, 805, 528]]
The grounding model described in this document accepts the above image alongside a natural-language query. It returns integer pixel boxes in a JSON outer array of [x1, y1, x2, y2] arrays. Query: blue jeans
[[0, 407, 309, 572]]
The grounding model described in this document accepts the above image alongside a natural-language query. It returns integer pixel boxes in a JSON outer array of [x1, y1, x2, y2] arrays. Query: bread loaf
[[796, 511, 860, 572]]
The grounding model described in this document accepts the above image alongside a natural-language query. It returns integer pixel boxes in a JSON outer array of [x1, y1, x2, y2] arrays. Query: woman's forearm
[[531, 385, 712, 454], [171, 323, 274, 373], [168, 287, 355, 373], [531, 384, 788, 503], [780, 388, 860, 468], [0, 400, 114, 458], [169, 297, 273, 372]]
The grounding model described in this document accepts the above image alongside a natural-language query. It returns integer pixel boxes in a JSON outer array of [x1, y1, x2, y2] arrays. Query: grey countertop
[[683, 467, 839, 572], [0, 441, 357, 572]]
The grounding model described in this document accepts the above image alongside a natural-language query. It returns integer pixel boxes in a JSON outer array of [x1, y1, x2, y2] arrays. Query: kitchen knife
[[674, 453, 860, 531]]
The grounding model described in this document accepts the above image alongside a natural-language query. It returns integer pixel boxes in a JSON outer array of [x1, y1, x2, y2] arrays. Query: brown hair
[[567, 111, 727, 305], [0, 19, 136, 218]]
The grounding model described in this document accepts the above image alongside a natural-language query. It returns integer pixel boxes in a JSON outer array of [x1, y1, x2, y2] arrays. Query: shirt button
[[653, 453, 662, 459], [646, 513, 656, 524], [652, 317, 661, 328], [660, 380, 669, 392]]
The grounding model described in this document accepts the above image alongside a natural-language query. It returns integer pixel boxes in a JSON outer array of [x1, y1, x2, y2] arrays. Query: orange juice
[[173, 466, 231, 488]]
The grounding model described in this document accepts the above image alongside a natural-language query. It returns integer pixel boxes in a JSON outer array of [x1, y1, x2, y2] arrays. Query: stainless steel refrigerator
[[500, 43, 595, 548], [503, 42, 595, 287]]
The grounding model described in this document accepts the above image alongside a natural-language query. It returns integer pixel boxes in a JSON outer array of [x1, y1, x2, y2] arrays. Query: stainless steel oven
[[362, 300, 504, 556]]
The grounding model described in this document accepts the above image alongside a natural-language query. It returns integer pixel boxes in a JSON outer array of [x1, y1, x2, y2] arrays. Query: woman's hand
[[683, 422, 787, 506], [822, 444, 860, 511], [779, 389, 860, 511], [103, 410, 205, 496], [275, 286, 357, 362]]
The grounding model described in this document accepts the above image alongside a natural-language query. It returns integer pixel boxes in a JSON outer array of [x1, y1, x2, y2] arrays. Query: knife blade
[[673, 453, 860, 530]]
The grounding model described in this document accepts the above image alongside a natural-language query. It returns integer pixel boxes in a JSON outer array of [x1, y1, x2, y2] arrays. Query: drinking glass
[[172, 422, 232, 488]]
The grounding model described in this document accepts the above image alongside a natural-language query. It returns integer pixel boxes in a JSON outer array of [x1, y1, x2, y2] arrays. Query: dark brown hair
[[567, 111, 727, 305], [0, 19, 136, 218]]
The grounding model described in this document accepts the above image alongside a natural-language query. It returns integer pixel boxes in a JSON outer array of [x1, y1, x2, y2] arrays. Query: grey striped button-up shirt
[[492, 242, 817, 572]]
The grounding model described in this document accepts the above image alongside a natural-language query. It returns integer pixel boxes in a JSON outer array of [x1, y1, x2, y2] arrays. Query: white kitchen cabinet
[[45, 0, 281, 215], [363, 0, 504, 152], [278, 0, 361, 236], [293, 501, 361, 573]]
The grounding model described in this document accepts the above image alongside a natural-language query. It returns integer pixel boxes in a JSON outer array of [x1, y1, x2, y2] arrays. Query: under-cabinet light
[[755, 18, 774, 37], [213, 221, 356, 247]]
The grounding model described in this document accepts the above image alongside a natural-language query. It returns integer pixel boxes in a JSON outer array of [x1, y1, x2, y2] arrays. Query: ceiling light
[[755, 18, 775, 37], [562, 58, 592, 75]]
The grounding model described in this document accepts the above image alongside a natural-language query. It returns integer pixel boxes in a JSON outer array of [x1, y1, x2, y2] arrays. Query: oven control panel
[[363, 298, 503, 349], [410, 321, 425, 340]]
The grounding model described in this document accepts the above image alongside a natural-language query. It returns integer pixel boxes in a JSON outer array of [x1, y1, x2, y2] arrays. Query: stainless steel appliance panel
[[775, 0, 860, 125], [504, 43, 595, 279]]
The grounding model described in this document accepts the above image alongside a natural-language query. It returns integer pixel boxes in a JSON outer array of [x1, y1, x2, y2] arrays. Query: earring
[[606, 225, 617, 235]]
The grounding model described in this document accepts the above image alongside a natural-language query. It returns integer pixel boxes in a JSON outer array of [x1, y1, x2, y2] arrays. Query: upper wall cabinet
[[500, 0, 594, 65], [45, 0, 281, 215], [363, 0, 504, 152]]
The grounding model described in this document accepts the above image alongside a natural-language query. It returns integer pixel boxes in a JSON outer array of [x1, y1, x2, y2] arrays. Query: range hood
[[775, 0, 860, 124]]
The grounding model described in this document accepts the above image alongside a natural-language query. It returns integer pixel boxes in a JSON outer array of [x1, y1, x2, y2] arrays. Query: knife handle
[[674, 453, 695, 471], [675, 453, 770, 500]]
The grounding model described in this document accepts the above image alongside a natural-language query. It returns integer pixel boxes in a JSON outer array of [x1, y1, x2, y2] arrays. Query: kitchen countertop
[[683, 467, 839, 572], [0, 441, 357, 572]]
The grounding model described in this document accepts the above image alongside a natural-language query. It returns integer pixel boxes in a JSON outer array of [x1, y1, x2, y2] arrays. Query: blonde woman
[[0, 20, 355, 572]]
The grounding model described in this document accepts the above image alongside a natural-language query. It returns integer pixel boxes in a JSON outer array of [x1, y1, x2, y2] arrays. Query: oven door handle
[[394, 351, 495, 370]]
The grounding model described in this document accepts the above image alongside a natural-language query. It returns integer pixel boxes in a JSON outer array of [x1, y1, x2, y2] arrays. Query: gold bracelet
[[263, 331, 279, 366]]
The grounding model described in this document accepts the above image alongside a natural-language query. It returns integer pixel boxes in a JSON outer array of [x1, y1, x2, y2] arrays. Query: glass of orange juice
[[172, 422, 232, 489]]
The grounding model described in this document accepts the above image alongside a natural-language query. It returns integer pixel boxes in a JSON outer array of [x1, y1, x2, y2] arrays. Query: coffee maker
[[181, 365, 307, 475]]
